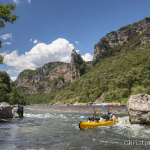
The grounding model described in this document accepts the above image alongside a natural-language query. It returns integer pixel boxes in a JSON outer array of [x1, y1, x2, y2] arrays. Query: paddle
[[79, 104, 107, 118], [101, 104, 106, 111], [79, 116, 85, 118]]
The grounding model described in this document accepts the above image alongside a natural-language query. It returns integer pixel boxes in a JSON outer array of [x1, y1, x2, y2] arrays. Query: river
[[0, 106, 150, 150]]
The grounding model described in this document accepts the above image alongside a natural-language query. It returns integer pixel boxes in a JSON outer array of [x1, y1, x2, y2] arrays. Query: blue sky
[[0, 0, 150, 81]]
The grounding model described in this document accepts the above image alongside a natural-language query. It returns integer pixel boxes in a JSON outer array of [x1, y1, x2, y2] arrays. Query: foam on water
[[114, 116, 150, 138]]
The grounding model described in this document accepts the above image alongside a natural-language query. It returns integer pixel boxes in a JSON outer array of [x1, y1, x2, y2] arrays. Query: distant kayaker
[[87, 110, 100, 123]]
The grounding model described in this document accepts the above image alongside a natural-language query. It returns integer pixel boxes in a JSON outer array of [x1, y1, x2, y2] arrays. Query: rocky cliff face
[[16, 50, 86, 94], [94, 17, 150, 62]]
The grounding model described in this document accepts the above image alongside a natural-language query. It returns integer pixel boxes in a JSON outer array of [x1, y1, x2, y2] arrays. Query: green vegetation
[[0, 55, 3, 64], [118, 24, 131, 31], [0, 2, 19, 48], [18, 62, 69, 78], [106, 31, 116, 36], [74, 54, 91, 75], [23, 28, 150, 105], [18, 69, 36, 78], [145, 17, 150, 21], [0, 71, 26, 105], [0, 2, 25, 105]]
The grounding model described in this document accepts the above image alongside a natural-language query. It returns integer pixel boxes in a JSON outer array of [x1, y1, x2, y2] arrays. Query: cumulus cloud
[[13, 0, 20, 4], [75, 41, 79, 44], [30, 38, 32, 41], [10, 77, 17, 81], [27, 0, 31, 3], [3, 42, 11, 45], [33, 39, 38, 44], [82, 53, 93, 61], [0, 34, 12, 40], [3, 38, 74, 73], [75, 50, 80, 53], [0, 51, 10, 56]]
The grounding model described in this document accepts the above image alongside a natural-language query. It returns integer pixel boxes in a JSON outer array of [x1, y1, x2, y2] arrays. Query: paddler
[[100, 113, 109, 122], [100, 109, 112, 122], [106, 109, 112, 116], [106, 109, 116, 122], [87, 110, 100, 123]]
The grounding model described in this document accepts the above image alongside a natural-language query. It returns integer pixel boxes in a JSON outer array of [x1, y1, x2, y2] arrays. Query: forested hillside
[[23, 28, 150, 104]]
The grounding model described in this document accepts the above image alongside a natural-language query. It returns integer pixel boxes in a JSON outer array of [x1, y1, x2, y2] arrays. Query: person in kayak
[[100, 109, 112, 122], [87, 110, 100, 123], [100, 113, 110, 122], [106, 109, 117, 122], [106, 109, 112, 116]]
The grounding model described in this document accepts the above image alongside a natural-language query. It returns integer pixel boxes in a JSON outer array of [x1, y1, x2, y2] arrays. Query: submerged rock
[[127, 93, 150, 124]]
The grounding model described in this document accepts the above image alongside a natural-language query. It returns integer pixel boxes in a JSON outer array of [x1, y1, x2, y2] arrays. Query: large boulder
[[0, 102, 13, 119], [11, 105, 24, 118], [127, 93, 150, 124], [0, 102, 24, 120]]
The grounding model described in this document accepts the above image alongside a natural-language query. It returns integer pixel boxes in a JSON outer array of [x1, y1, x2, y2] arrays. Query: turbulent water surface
[[0, 106, 150, 150]]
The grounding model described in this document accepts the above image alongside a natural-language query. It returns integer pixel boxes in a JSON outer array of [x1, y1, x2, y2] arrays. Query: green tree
[[0, 2, 19, 61], [0, 55, 3, 64], [0, 71, 11, 102], [0, 3, 24, 105], [9, 87, 25, 105]]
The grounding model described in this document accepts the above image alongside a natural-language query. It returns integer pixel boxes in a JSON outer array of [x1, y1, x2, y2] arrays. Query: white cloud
[[13, 0, 20, 4], [3, 42, 11, 45], [0, 34, 12, 40], [3, 38, 75, 73], [82, 53, 93, 61], [10, 77, 17, 81], [33, 39, 38, 44], [30, 38, 32, 42], [0, 51, 9, 56], [27, 0, 31, 3], [75, 41, 79, 44], [75, 50, 80, 53]]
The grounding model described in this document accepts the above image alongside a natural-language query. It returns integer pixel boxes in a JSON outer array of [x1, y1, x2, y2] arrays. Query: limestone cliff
[[94, 17, 150, 63], [16, 50, 89, 94]]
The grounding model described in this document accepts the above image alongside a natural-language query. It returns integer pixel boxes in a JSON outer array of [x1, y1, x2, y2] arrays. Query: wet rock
[[0, 102, 13, 119], [11, 105, 24, 118], [127, 93, 150, 124], [0, 103, 24, 120]]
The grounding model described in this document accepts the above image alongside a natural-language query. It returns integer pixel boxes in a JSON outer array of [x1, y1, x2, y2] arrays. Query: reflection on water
[[0, 106, 150, 150]]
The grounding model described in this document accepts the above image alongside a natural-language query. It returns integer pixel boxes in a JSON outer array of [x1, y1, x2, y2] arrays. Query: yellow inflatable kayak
[[79, 118, 118, 129]]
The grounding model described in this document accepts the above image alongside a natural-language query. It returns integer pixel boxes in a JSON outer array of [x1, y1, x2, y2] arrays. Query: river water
[[0, 106, 150, 150]]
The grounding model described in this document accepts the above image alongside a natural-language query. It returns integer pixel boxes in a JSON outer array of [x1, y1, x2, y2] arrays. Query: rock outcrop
[[94, 17, 150, 63], [0, 102, 13, 119], [16, 49, 88, 94], [11, 105, 23, 118], [127, 93, 150, 124], [0, 102, 23, 119], [141, 34, 150, 45]]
